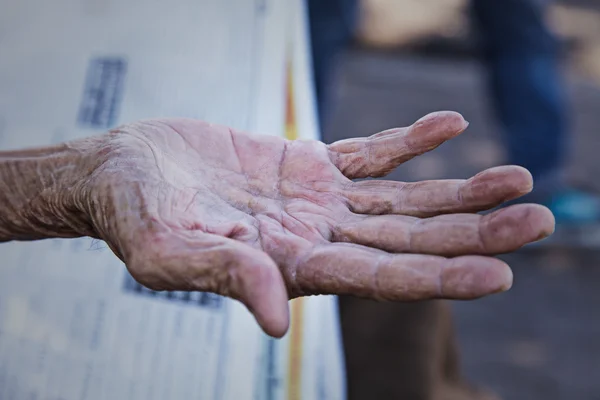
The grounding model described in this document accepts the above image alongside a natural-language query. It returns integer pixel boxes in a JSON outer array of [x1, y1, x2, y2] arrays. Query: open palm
[[88, 111, 554, 337]]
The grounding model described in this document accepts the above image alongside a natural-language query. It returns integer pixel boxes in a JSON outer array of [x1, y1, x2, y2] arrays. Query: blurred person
[[307, 0, 592, 399], [308, 4, 483, 400]]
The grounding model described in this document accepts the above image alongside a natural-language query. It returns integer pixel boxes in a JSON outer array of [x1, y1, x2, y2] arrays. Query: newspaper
[[0, 0, 345, 399]]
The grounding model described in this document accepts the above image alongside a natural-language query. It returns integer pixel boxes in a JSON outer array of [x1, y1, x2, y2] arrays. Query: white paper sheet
[[0, 0, 345, 399]]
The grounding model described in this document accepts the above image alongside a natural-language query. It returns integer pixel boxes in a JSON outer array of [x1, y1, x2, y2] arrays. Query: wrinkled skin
[[86, 111, 554, 337]]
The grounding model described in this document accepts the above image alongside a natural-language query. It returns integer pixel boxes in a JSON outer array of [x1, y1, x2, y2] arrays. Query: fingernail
[[498, 266, 514, 292]]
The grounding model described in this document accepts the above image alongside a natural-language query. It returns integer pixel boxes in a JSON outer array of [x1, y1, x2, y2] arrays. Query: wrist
[[0, 136, 110, 241]]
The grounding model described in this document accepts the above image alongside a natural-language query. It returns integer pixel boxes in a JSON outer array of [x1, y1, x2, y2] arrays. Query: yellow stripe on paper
[[287, 298, 305, 400], [285, 56, 304, 400], [285, 59, 298, 141]]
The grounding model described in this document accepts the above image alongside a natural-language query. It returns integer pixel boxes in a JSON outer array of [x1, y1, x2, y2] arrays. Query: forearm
[[0, 140, 102, 242]]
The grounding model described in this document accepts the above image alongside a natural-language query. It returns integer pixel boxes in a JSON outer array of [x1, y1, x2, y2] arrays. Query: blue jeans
[[471, 0, 568, 182], [308, 0, 568, 182], [307, 0, 358, 123]]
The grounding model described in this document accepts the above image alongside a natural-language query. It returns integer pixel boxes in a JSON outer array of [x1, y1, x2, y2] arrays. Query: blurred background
[[311, 0, 600, 399], [3, 1, 599, 399]]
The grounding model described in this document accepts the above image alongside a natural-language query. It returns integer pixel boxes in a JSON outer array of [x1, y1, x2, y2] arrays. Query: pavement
[[324, 48, 600, 400]]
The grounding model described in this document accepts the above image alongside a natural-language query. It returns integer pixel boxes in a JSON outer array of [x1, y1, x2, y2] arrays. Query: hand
[[81, 111, 554, 337]]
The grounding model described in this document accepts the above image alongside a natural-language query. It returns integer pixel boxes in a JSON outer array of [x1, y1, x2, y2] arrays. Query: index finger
[[327, 111, 469, 179]]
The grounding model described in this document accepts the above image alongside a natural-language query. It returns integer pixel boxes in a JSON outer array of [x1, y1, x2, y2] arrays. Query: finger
[[328, 111, 468, 179], [127, 231, 290, 338], [343, 165, 533, 217], [293, 243, 513, 300], [333, 204, 555, 257]]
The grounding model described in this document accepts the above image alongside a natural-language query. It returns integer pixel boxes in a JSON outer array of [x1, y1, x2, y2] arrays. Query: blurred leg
[[471, 0, 567, 194], [435, 303, 499, 400], [308, 3, 450, 397], [339, 298, 444, 399], [307, 0, 358, 125], [339, 298, 498, 400], [310, 3, 495, 399]]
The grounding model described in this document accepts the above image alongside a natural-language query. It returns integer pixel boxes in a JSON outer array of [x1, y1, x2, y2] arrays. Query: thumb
[[226, 243, 291, 338], [127, 231, 290, 338]]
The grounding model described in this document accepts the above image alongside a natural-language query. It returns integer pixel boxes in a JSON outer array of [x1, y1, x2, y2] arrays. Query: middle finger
[[342, 165, 533, 217]]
